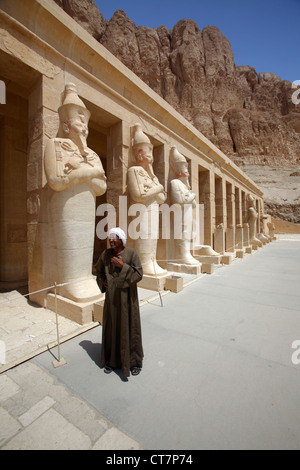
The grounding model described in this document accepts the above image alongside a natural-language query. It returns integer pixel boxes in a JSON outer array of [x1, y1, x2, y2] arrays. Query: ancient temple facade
[[0, 0, 273, 324]]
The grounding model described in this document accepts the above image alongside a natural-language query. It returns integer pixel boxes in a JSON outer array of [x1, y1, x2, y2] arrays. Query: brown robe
[[95, 247, 144, 377]]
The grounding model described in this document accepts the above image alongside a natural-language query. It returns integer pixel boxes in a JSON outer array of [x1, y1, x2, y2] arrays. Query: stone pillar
[[226, 182, 235, 228], [153, 143, 169, 192], [190, 159, 200, 254], [214, 225, 225, 254], [199, 169, 214, 247], [214, 177, 234, 264], [226, 182, 235, 253], [243, 223, 252, 254], [236, 224, 244, 250], [241, 191, 247, 225], [226, 227, 235, 253], [235, 187, 242, 226], [0, 90, 28, 284], [28, 74, 63, 306], [155, 143, 169, 269], [215, 175, 224, 227], [106, 120, 130, 229], [94, 120, 130, 261], [257, 199, 263, 233], [243, 223, 250, 247], [234, 187, 244, 253]]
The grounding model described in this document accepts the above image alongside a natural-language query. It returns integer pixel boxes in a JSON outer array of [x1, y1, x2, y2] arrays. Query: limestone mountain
[[54, 0, 300, 223]]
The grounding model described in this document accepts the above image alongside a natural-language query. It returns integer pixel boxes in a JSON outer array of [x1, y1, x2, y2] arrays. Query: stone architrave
[[127, 123, 167, 277], [247, 195, 263, 248], [167, 146, 200, 272], [44, 83, 107, 302]]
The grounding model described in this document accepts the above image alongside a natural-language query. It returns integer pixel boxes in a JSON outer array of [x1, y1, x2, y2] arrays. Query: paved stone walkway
[[0, 266, 202, 450], [1, 235, 299, 450], [0, 361, 142, 450]]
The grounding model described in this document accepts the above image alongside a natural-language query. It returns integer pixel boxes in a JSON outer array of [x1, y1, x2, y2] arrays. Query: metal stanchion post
[[52, 282, 67, 368], [152, 258, 163, 307]]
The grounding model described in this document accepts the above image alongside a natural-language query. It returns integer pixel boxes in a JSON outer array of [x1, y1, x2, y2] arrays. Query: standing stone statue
[[169, 146, 199, 266], [127, 123, 167, 276], [247, 194, 262, 248], [44, 83, 107, 302]]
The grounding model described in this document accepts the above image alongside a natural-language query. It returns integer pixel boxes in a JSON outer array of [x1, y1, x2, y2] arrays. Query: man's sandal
[[131, 367, 141, 376], [104, 365, 112, 374]]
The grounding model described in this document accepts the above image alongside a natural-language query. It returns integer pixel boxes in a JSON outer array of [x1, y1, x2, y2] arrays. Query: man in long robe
[[95, 228, 144, 378]]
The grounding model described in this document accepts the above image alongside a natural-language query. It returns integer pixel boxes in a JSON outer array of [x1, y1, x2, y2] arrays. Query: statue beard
[[177, 173, 191, 189], [137, 151, 155, 178], [64, 121, 89, 156], [74, 133, 89, 156], [146, 163, 156, 179]]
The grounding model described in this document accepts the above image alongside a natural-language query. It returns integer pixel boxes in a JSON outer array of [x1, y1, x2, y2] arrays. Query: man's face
[[109, 235, 123, 251]]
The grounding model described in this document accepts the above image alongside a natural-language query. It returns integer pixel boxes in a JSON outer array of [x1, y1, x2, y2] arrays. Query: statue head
[[132, 123, 153, 166], [58, 83, 91, 154], [170, 146, 189, 179], [247, 194, 256, 209]]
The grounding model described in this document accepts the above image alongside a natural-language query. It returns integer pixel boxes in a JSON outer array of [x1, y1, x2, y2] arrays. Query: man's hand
[[111, 255, 124, 269]]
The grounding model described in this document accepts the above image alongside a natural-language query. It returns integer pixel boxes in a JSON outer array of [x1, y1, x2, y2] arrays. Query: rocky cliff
[[54, 0, 300, 223]]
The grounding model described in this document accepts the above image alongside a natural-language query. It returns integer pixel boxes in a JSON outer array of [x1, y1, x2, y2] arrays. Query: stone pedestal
[[257, 233, 268, 245], [201, 263, 214, 274], [46, 293, 105, 325], [138, 273, 169, 292], [221, 253, 235, 265], [167, 262, 201, 275], [165, 275, 184, 293], [251, 238, 263, 249], [194, 245, 221, 264], [93, 300, 104, 324]]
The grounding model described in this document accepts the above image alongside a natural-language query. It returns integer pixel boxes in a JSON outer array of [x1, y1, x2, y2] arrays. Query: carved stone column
[[28, 74, 64, 306]]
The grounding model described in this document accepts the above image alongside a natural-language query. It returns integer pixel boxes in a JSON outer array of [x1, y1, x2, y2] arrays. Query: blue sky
[[93, 0, 299, 83]]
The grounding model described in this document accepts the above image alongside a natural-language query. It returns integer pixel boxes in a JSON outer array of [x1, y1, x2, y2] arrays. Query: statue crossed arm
[[169, 179, 196, 206], [44, 138, 106, 195], [127, 166, 166, 205]]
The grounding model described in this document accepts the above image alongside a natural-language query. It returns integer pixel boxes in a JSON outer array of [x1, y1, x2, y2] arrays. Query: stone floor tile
[[92, 427, 143, 450], [0, 374, 20, 403], [2, 408, 91, 450], [18, 396, 56, 427], [0, 407, 22, 448]]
